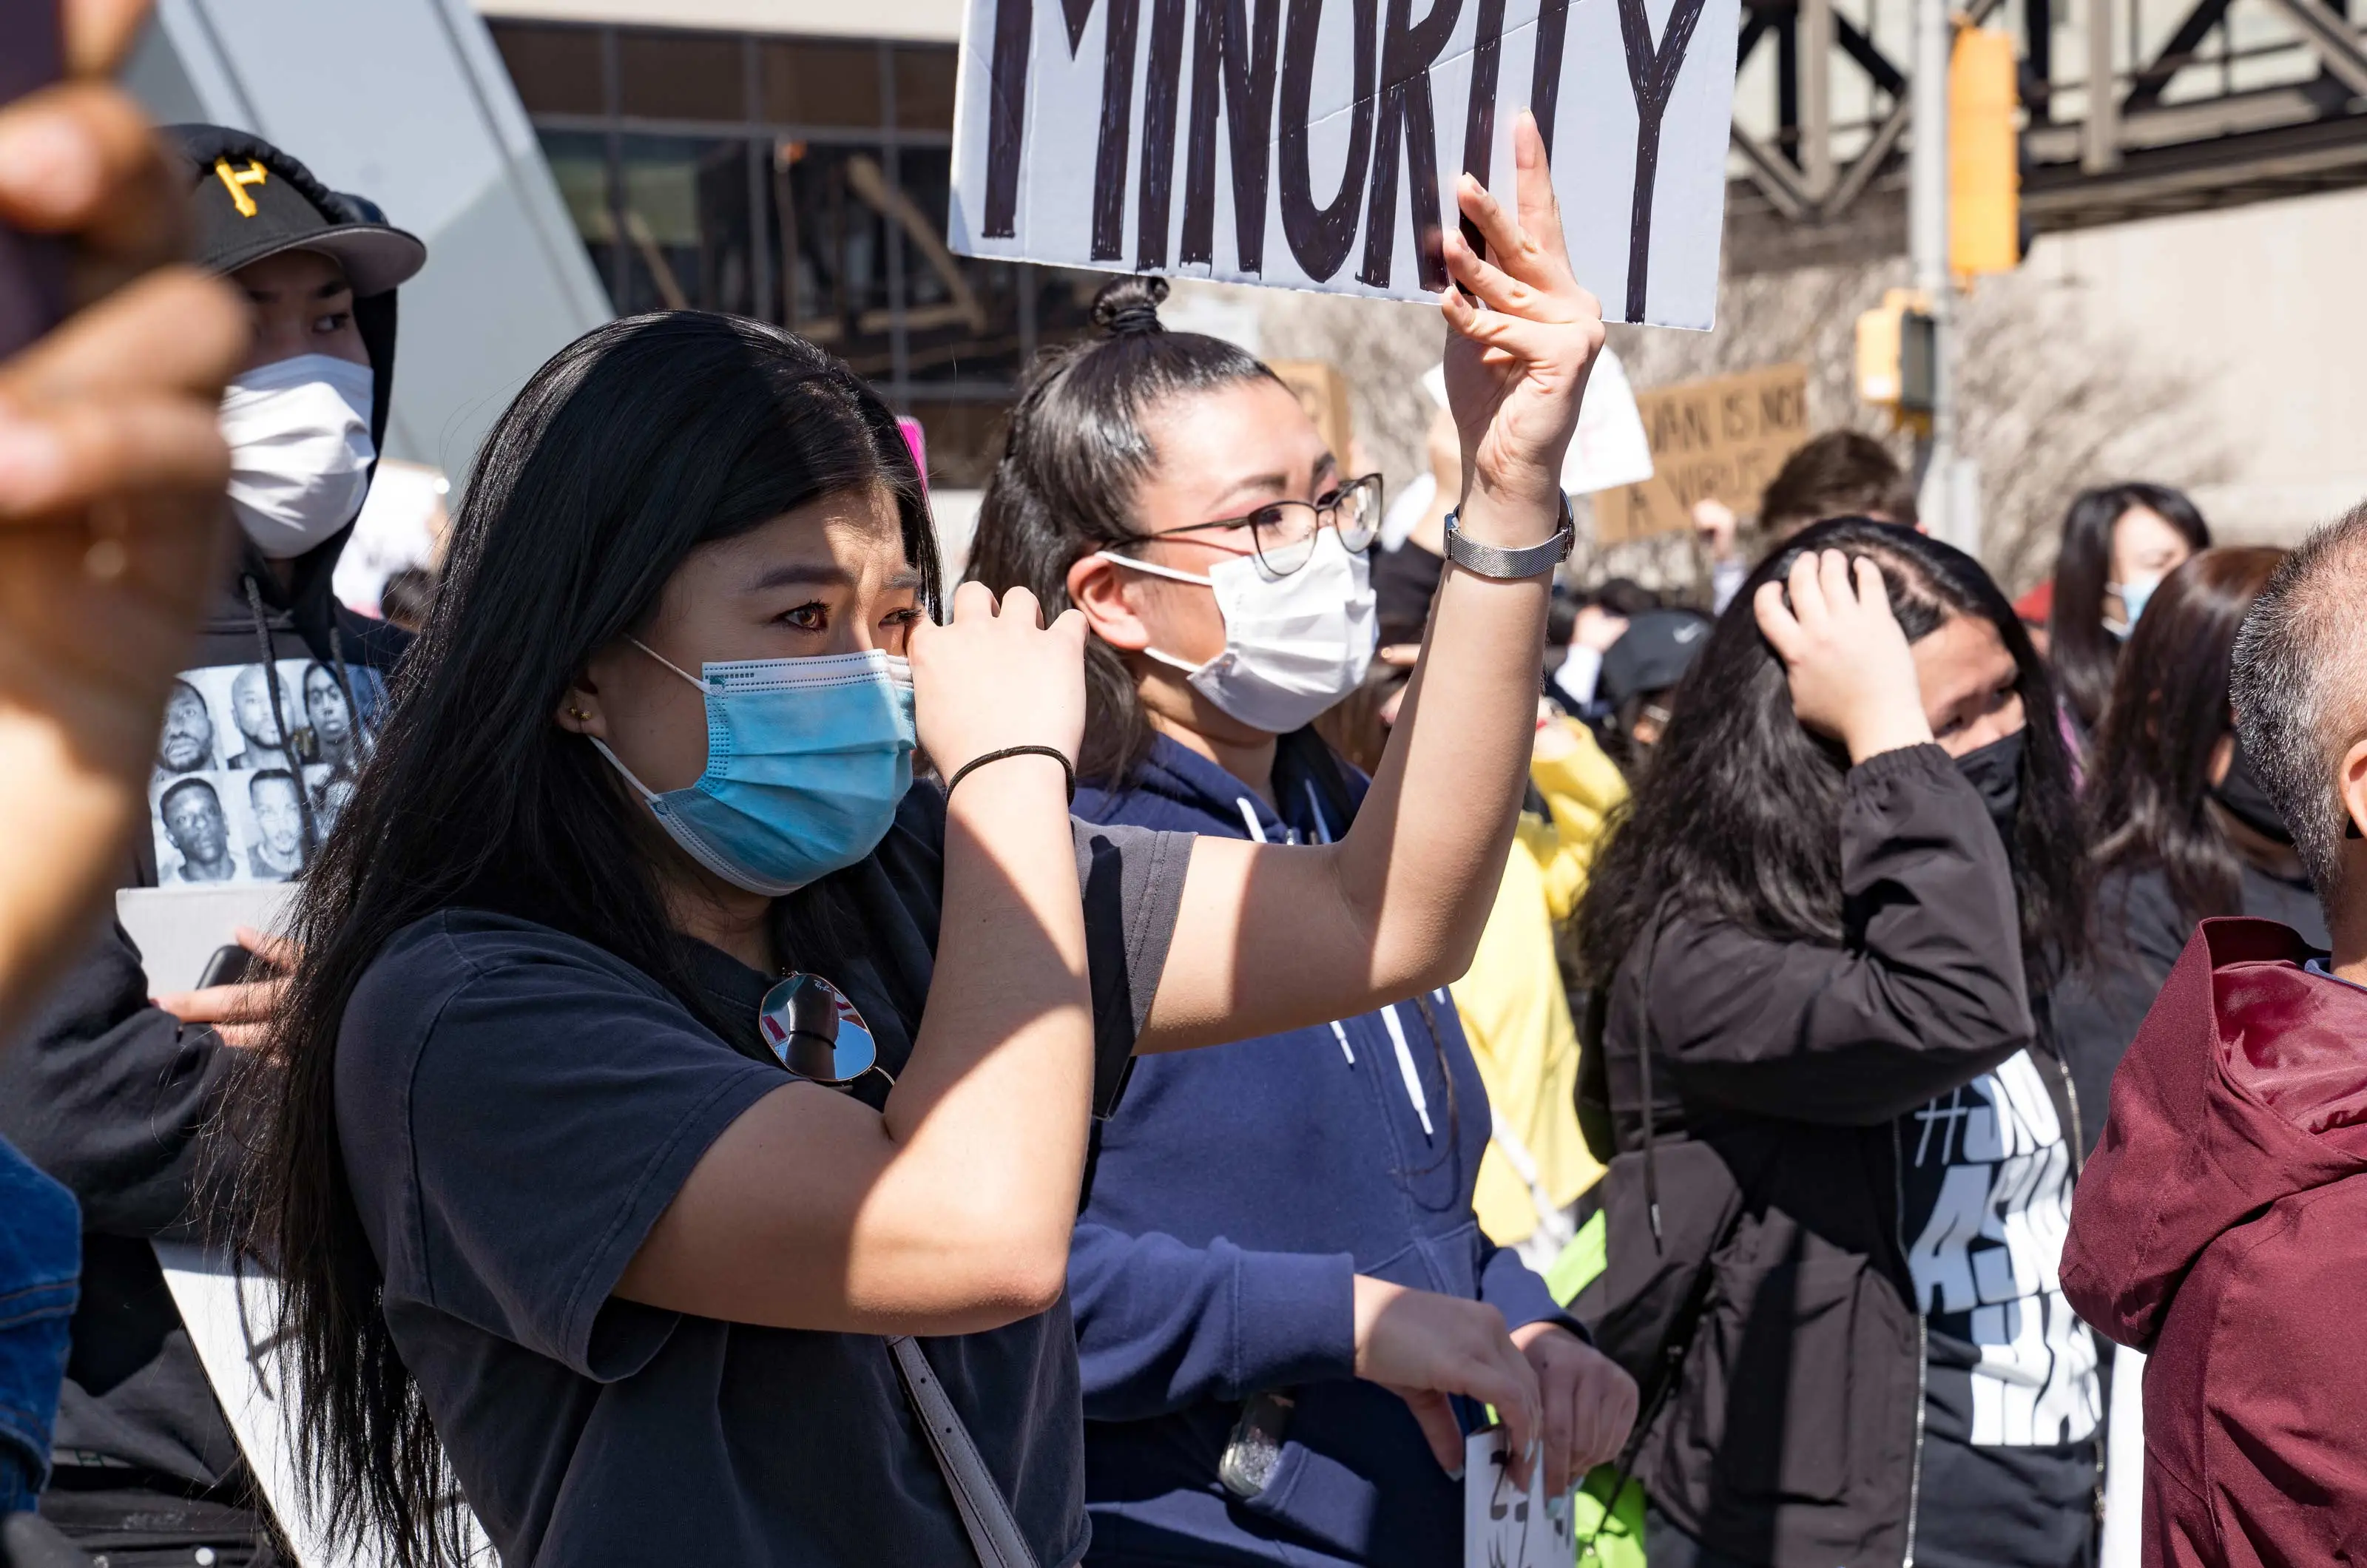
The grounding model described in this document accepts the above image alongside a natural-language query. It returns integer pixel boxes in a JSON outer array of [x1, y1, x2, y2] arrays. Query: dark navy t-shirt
[[334, 794, 1191, 1567]]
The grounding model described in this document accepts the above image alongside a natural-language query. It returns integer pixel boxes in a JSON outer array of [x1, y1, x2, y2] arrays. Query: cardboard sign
[[947, 0, 1741, 327], [1464, 1426, 1575, 1567], [1590, 362, 1811, 544]]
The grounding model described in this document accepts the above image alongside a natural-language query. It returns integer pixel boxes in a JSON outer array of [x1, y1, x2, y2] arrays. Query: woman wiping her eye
[[236, 118, 1604, 1568], [968, 115, 1637, 1568]]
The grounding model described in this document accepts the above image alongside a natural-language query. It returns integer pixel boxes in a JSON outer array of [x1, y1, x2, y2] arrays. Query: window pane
[[769, 141, 895, 379], [615, 136, 759, 318], [895, 149, 1023, 385], [536, 129, 622, 309], [618, 30, 746, 122], [491, 22, 604, 117], [894, 46, 959, 130], [761, 40, 882, 128]]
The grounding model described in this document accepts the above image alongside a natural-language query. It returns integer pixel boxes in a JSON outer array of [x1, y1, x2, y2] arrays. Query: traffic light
[[1951, 23, 2021, 279], [1855, 288, 1935, 431]]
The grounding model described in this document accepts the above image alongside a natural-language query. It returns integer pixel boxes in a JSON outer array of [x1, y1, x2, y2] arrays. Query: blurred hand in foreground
[[0, 0, 248, 1033]]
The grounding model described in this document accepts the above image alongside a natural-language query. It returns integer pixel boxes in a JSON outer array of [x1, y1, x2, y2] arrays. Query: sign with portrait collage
[[147, 657, 387, 888]]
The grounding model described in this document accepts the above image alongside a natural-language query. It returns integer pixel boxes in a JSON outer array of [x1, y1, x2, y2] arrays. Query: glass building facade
[[488, 21, 1104, 484]]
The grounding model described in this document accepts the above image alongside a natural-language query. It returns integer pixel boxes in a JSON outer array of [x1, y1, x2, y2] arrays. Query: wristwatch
[[1442, 491, 1576, 579]]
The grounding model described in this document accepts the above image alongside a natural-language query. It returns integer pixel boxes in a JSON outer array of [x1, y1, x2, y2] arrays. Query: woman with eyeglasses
[[965, 260, 1638, 1563], [240, 129, 1606, 1568]]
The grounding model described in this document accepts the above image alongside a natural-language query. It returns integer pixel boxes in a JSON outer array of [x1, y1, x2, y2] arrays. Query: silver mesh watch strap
[[1442, 493, 1576, 579], [889, 1334, 1041, 1568]]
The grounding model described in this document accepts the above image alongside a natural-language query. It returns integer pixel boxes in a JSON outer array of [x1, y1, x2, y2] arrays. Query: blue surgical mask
[[591, 640, 916, 895], [2108, 572, 2161, 635]]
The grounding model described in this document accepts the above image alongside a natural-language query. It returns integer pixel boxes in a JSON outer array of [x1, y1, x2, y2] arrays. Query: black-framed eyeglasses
[[1126, 473, 1385, 577]]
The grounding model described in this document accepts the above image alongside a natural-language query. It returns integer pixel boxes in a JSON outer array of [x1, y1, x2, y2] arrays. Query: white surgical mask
[[220, 354, 376, 560], [1098, 527, 1377, 734]]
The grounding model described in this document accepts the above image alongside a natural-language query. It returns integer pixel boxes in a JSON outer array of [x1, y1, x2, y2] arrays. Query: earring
[[567, 706, 589, 722]]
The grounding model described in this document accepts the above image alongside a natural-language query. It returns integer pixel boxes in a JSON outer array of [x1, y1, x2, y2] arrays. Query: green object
[[1544, 1208, 1607, 1306], [1548, 1212, 1646, 1564], [1573, 1467, 1649, 1568]]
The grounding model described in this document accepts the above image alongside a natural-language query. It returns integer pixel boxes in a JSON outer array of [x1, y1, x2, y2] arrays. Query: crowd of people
[[1, 9, 2362, 1568]]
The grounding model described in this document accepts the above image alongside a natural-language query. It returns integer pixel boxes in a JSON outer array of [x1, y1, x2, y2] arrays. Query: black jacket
[[2050, 859, 2325, 1158], [1600, 745, 2055, 1567], [0, 288, 408, 1493]]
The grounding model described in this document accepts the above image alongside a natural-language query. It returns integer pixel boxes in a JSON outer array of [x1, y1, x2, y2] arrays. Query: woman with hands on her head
[[967, 112, 1633, 1568], [1576, 520, 2098, 1568], [241, 109, 1610, 1568]]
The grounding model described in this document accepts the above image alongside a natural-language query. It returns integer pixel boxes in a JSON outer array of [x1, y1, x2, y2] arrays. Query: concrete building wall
[[2019, 183, 2367, 544]]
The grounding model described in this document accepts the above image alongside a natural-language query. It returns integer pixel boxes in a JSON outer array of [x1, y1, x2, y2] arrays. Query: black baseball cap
[[1600, 609, 1713, 705], [165, 124, 425, 296]]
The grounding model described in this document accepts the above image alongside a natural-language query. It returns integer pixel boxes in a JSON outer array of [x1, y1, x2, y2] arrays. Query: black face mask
[[2209, 731, 2295, 845], [1953, 729, 2026, 842]]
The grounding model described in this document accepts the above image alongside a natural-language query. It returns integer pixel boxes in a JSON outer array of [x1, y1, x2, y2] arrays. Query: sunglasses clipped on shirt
[[1118, 473, 1385, 577]]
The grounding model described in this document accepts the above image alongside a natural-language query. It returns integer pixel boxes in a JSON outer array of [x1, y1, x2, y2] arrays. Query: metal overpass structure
[[1721, 0, 2367, 269]]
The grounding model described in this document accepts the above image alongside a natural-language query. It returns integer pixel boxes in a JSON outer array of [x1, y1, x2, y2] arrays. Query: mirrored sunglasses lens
[[757, 972, 879, 1084]]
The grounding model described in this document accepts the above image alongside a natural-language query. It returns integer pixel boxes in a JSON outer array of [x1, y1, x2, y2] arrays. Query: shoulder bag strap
[[888, 1335, 1041, 1568]]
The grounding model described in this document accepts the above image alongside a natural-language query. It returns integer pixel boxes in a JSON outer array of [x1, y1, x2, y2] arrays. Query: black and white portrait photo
[[145, 658, 388, 883]]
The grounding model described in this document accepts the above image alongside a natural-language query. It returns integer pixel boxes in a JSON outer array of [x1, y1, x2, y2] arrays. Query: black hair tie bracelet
[[945, 745, 1077, 804]]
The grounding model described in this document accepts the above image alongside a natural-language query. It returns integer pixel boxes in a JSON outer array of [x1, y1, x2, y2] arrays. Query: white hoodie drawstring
[[1378, 1004, 1436, 1139], [1303, 780, 1334, 845]]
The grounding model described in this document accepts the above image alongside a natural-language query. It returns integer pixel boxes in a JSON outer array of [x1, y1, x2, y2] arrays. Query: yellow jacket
[[1455, 718, 1626, 1246]]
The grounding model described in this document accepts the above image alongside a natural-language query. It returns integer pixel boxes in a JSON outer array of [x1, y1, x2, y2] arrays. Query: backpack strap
[[888, 1336, 1041, 1568]]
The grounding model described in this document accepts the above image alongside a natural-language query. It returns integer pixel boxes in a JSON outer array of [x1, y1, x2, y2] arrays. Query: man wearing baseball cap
[[0, 128, 424, 1564]]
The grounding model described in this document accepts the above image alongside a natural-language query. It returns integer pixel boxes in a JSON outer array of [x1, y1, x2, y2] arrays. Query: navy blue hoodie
[[1071, 732, 1571, 1567]]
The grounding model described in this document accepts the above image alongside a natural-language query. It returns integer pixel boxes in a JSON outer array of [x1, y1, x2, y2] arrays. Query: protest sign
[[117, 883, 296, 991], [946, 0, 1740, 328], [155, 1243, 496, 1568], [1464, 1426, 1576, 1567], [1590, 362, 1810, 544], [1559, 345, 1653, 496]]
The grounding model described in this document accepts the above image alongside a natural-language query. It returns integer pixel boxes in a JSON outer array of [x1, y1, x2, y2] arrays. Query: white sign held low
[[948, 0, 1740, 326], [1464, 1426, 1576, 1567], [155, 1244, 494, 1568]]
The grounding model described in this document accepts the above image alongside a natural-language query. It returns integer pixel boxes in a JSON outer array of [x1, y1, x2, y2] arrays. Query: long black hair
[[1576, 518, 2088, 990], [237, 312, 933, 1568], [2048, 481, 2210, 732], [965, 276, 1277, 785], [2086, 547, 2284, 925]]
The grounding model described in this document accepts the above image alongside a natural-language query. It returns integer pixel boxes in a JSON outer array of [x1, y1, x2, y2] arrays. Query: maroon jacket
[[2062, 917, 2367, 1566]]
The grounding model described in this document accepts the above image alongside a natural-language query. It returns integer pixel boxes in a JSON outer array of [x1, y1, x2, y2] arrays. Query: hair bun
[[1091, 275, 1169, 338]]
